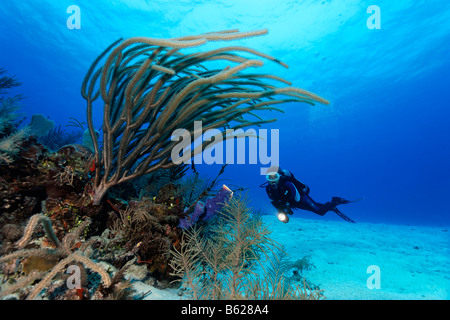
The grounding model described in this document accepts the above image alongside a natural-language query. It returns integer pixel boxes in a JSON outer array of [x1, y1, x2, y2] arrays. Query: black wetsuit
[[265, 169, 355, 222]]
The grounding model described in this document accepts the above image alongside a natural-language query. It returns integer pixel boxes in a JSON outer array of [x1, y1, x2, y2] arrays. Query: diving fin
[[349, 197, 365, 203], [332, 208, 356, 223], [332, 196, 365, 205]]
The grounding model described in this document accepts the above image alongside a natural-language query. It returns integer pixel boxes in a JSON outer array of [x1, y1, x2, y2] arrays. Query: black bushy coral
[[38, 125, 83, 151], [0, 68, 28, 164], [169, 194, 325, 300]]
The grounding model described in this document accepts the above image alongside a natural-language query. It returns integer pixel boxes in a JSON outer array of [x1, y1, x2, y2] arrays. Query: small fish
[[90, 160, 96, 172]]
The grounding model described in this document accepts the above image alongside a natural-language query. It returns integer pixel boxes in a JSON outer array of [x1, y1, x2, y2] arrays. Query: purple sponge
[[179, 185, 233, 230]]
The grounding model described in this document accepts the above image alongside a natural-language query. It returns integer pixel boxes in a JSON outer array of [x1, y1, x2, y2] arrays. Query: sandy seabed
[[134, 215, 449, 300], [10, 212, 447, 301], [264, 215, 450, 300]]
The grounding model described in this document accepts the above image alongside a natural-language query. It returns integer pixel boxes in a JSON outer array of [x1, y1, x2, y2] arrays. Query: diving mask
[[266, 172, 280, 183]]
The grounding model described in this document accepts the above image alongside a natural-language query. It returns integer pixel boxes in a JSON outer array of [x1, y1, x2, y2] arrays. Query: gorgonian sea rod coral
[[82, 29, 329, 205]]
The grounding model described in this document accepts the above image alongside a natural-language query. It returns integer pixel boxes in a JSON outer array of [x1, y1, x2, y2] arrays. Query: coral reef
[[0, 29, 329, 300], [0, 140, 104, 240], [0, 71, 50, 229], [0, 214, 117, 299], [106, 184, 186, 283]]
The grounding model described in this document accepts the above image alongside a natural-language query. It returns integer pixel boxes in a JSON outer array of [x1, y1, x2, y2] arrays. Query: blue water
[[1, 0, 449, 227]]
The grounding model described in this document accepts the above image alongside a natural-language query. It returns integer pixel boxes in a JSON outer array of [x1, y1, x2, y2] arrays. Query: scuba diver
[[261, 167, 358, 223]]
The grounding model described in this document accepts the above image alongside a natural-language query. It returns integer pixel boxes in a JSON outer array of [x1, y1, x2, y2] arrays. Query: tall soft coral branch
[[81, 29, 329, 204]]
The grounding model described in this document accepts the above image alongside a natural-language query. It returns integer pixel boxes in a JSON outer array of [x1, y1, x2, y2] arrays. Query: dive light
[[277, 211, 289, 223]]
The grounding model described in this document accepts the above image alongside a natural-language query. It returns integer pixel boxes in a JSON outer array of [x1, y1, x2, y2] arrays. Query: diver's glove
[[301, 185, 310, 195], [286, 206, 293, 215]]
